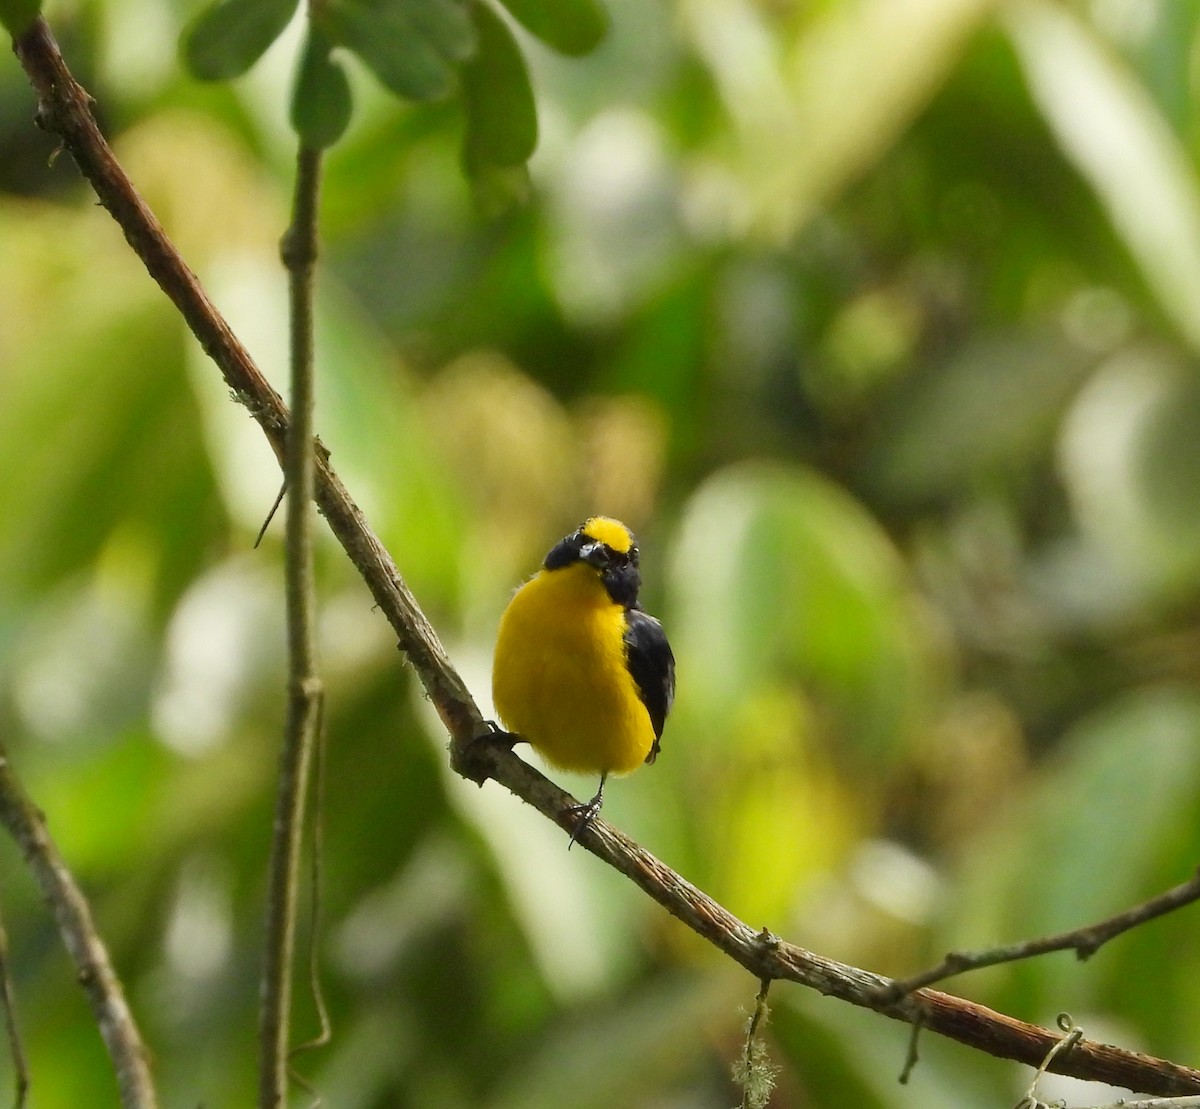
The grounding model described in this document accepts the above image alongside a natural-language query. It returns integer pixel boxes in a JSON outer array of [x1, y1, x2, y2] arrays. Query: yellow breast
[[492, 563, 656, 775]]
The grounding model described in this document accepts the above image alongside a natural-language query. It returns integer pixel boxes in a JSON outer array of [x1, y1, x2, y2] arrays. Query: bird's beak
[[579, 540, 608, 568]]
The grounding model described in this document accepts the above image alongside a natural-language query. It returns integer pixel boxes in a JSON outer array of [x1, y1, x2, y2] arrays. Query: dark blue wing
[[623, 606, 675, 763]]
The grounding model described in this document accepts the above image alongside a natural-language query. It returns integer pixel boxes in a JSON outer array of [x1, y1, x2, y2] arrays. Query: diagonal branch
[[11, 16, 1200, 1101], [0, 742, 157, 1108], [458, 736, 1200, 1098]]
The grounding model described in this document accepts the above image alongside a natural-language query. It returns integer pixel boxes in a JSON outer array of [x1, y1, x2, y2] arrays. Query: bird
[[491, 516, 675, 844]]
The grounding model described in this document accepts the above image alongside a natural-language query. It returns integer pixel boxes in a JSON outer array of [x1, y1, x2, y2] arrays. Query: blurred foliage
[[0, 0, 38, 36], [4, 0, 1200, 1105], [184, 0, 592, 161]]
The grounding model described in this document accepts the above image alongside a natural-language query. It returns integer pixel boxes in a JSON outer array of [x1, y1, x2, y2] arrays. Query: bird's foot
[[564, 792, 604, 850], [454, 722, 523, 784]]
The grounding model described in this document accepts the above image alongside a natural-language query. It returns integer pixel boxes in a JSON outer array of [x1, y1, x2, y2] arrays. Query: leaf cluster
[[182, 0, 606, 181]]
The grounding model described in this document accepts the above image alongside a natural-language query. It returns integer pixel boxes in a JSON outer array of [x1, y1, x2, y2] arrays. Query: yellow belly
[[492, 566, 655, 775]]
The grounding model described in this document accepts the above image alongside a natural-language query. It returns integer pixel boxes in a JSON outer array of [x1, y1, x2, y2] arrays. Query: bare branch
[[12, 16, 1200, 1101], [258, 144, 326, 1109], [0, 745, 157, 1107], [459, 735, 1200, 1098], [1074, 1099, 1200, 1109], [881, 869, 1200, 1000]]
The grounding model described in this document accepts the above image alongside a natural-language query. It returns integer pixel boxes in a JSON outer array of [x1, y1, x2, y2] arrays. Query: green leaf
[[397, 0, 475, 62], [181, 0, 300, 81], [677, 0, 996, 238], [866, 332, 1090, 503], [290, 29, 353, 148], [1008, 0, 1200, 351], [463, 1, 537, 169], [465, 161, 532, 217], [496, 0, 608, 56], [671, 462, 939, 765], [0, 0, 41, 37], [322, 0, 456, 101]]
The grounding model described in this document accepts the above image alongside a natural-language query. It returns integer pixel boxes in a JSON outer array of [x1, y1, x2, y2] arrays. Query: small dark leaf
[[290, 30, 353, 148], [463, 1, 537, 168], [0, 0, 41, 37], [181, 0, 300, 81], [496, 0, 608, 56], [321, 0, 455, 101]]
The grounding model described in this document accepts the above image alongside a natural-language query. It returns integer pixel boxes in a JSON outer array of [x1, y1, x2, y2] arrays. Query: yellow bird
[[492, 517, 675, 842]]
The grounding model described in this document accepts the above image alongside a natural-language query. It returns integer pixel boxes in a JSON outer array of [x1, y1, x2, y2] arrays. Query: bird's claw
[[564, 796, 603, 849], [470, 721, 523, 751]]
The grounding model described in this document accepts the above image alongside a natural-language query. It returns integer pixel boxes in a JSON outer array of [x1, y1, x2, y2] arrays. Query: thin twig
[[255, 481, 287, 549], [258, 143, 325, 1109], [1017, 1012, 1085, 1108], [0, 904, 30, 1108], [735, 979, 776, 1109], [746, 978, 771, 1042], [897, 1005, 926, 1084], [0, 745, 157, 1108], [881, 868, 1200, 1001], [291, 707, 333, 1059], [12, 18, 1200, 1101]]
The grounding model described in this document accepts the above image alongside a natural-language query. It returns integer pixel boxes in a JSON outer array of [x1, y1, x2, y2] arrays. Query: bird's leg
[[565, 773, 607, 849]]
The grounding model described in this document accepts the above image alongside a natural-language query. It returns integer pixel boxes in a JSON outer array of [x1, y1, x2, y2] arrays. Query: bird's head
[[544, 517, 641, 607]]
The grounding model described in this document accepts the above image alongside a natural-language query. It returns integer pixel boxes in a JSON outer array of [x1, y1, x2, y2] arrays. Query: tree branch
[[458, 736, 1200, 1098], [880, 868, 1200, 1000], [0, 901, 30, 1108], [1075, 1099, 1200, 1109], [0, 743, 157, 1108], [258, 144, 325, 1109], [12, 16, 1200, 1100]]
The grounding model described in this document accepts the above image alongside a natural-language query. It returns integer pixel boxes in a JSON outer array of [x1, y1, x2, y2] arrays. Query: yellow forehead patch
[[581, 516, 634, 553]]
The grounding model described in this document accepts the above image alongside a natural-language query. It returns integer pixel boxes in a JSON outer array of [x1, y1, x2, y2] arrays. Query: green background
[[3, 0, 1200, 1104]]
